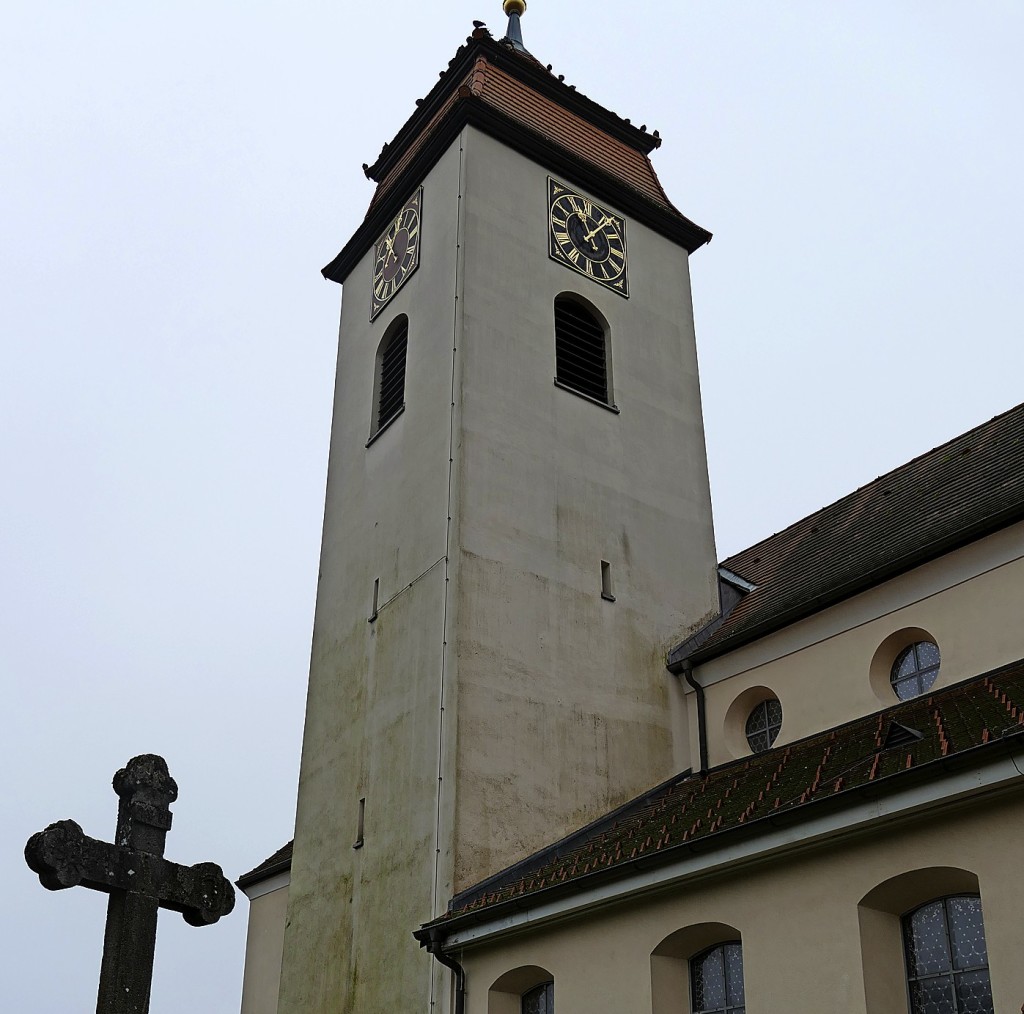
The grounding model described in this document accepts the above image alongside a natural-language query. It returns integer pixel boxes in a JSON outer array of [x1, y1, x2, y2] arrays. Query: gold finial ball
[[503, 0, 527, 16]]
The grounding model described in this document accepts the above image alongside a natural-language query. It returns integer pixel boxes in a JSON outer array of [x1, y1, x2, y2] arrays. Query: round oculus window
[[890, 641, 940, 701], [745, 698, 782, 753]]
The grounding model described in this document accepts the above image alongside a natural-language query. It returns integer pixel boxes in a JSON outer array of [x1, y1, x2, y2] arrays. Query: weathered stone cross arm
[[26, 818, 234, 927], [24, 754, 234, 1014]]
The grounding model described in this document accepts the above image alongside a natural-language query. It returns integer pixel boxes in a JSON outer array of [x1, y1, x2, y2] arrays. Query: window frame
[[744, 697, 783, 754], [368, 314, 409, 445], [890, 640, 941, 701], [521, 980, 554, 1014], [552, 294, 618, 412], [689, 940, 745, 1014], [901, 894, 993, 1014]]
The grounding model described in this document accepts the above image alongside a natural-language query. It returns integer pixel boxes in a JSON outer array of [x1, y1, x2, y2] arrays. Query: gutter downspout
[[419, 929, 466, 1014], [679, 660, 709, 775]]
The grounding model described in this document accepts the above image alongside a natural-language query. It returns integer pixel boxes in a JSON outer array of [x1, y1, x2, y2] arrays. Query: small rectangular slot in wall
[[353, 798, 365, 850], [368, 579, 379, 623], [601, 561, 616, 602]]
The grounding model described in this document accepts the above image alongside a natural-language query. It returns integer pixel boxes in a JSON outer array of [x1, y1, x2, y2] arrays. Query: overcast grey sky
[[3, 2, 1021, 1011]]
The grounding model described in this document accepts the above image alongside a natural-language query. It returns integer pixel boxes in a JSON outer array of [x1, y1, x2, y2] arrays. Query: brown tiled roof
[[368, 53, 678, 217], [672, 401, 1024, 665], [433, 656, 1024, 924], [237, 840, 293, 890], [323, 30, 710, 283]]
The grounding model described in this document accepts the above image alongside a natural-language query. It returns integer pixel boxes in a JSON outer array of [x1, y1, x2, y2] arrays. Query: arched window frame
[[689, 941, 745, 1014], [552, 294, 618, 412], [858, 867, 986, 1014], [368, 314, 409, 444], [650, 924, 743, 1014], [488, 965, 554, 1014], [521, 981, 554, 1013], [901, 894, 993, 1014]]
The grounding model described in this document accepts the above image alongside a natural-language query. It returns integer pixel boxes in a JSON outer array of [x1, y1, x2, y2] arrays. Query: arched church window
[[554, 296, 610, 405], [521, 981, 553, 1014], [373, 315, 409, 435], [890, 641, 940, 701], [690, 941, 744, 1014], [745, 697, 782, 753], [902, 895, 993, 1013]]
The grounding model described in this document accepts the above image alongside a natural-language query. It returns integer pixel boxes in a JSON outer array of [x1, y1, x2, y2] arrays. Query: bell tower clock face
[[548, 178, 629, 297], [370, 188, 422, 321]]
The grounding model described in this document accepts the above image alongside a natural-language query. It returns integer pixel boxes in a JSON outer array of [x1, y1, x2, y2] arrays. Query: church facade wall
[[447, 126, 719, 893], [277, 140, 465, 1014], [691, 521, 1024, 768], [455, 785, 1024, 1014], [277, 117, 721, 1014]]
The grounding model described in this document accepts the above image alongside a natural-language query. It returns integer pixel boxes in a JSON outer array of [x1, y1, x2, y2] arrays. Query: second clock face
[[371, 188, 422, 321], [548, 179, 629, 296]]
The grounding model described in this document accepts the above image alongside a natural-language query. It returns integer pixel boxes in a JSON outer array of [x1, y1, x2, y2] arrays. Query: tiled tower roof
[[322, 27, 710, 284]]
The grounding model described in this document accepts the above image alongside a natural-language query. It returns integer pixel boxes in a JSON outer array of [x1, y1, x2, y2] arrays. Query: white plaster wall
[[448, 127, 719, 891], [277, 121, 720, 1014], [277, 139, 464, 1014], [239, 884, 289, 1014], [459, 788, 1024, 1014]]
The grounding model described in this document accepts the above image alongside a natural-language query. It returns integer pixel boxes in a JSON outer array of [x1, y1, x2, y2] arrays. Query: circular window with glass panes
[[745, 698, 783, 753], [890, 641, 940, 701]]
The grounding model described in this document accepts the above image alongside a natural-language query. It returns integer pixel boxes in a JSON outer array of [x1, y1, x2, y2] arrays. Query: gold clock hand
[[583, 214, 614, 244]]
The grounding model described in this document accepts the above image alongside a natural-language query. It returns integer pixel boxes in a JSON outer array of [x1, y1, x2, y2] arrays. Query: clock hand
[[583, 215, 614, 244]]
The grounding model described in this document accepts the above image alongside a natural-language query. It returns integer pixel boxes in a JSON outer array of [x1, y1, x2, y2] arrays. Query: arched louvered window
[[374, 315, 408, 434], [554, 296, 610, 405]]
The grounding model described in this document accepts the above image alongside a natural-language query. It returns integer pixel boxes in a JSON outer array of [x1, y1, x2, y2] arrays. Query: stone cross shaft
[[25, 754, 235, 1014]]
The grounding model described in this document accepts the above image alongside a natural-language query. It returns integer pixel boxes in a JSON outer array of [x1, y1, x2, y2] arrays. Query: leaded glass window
[[691, 942, 745, 1014], [903, 896, 993, 1014], [745, 699, 782, 753], [891, 641, 941, 700], [522, 981, 553, 1014]]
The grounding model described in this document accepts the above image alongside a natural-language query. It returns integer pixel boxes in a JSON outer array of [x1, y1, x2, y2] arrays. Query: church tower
[[277, 5, 719, 1012]]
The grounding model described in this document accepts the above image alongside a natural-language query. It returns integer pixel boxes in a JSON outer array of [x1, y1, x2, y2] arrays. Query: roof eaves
[[448, 768, 692, 913], [425, 722, 1024, 940], [236, 841, 293, 890], [686, 500, 1024, 665], [323, 94, 711, 284]]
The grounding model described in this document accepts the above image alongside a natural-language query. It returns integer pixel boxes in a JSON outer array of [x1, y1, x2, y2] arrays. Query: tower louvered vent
[[555, 298, 608, 404], [377, 318, 408, 430]]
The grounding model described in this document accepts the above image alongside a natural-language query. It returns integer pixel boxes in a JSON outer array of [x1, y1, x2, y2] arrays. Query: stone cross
[[25, 754, 235, 1014]]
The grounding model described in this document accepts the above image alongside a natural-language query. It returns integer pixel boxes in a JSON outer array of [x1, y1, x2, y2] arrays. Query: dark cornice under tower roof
[[322, 23, 711, 284]]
